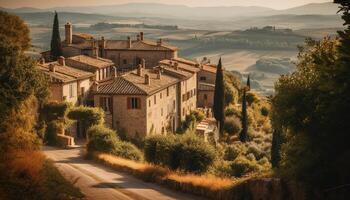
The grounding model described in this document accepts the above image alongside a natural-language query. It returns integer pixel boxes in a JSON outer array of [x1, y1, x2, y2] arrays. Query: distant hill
[[0, 2, 340, 19], [280, 2, 339, 15]]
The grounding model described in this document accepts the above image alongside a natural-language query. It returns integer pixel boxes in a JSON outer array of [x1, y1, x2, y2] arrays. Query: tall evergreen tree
[[246, 74, 251, 91], [50, 11, 62, 60], [213, 58, 225, 135], [271, 128, 283, 168], [239, 89, 248, 142]]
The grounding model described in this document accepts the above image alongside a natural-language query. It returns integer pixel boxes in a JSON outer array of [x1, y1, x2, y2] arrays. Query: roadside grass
[[0, 150, 84, 200], [93, 152, 267, 200]]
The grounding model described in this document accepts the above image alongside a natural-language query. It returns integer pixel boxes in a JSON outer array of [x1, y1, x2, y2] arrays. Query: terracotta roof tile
[[96, 69, 179, 95], [38, 62, 94, 83], [66, 55, 114, 70]]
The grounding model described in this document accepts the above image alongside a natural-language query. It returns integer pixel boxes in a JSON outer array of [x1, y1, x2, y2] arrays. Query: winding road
[[43, 146, 202, 200]]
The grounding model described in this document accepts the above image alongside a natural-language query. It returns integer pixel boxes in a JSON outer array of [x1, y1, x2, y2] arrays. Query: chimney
[[111, 66, 117, 78], [157, 38, 162, 46], [100, 36, 106, 49], [157, 70, 162, 79], [140, 32, 144, 41], [145, 74, 150, 85], [136, 34, 140, 41], [92, 81, 99, 92], [137, 64, 143, 76], [92, 40, 99, 58], [49, 64, 56, 73], [65, 22, 72, 44], [127, 36, 131, 48], [174, 62, 179, 70], [141, 59, 146, 68], [58, 56, 65, 66]]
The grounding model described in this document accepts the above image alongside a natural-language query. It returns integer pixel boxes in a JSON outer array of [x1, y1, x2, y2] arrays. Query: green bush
[[44, 121, 61, 146], [225, 107, 241, 118], [87, 125, 119, 153], [40, 102, 71, 122], [113, 141, 143, 161], [224, 144, 245, 161], [191, 110, 205, 122], [144, 135, 178, 167], [144, 134, 217, 173], [87, 125, 143, 161], [224, 117, 242, 135], [246, 92, 260, 105], [179, 134, 217, 173], [260, 106, 269, 116], [229, 156, 259, 177], [67, 106, 104, 129]]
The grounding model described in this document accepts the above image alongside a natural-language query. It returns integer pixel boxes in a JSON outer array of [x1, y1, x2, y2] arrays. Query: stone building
[[93, 61, 198, 138], [42, 22, 178, 70], [197, 64, 217, 108], [37, 56, 95, 106], [65, 55, 115, 82]]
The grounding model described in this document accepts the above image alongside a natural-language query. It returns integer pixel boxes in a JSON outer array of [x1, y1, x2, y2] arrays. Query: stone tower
[[65, 22, 72, 44]]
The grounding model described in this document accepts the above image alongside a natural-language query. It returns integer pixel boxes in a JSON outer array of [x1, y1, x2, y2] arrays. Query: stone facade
[[197, 65, 217, 108]]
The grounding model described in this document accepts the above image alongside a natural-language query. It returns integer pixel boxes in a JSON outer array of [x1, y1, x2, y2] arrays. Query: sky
[[0, 0, 331, 9]]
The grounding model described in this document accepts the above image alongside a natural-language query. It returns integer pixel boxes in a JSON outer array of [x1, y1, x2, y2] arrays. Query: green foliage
[[271, 129, 283, 168], [228, 156, 260, 177], [272, 30, 350, 190], [50, 12, 62, 60], [240, 90, 248, 142], [224, 71, 240, 106], [0, 11, 30, 50], [213, 58, 225, 135], [260, 106, 269, 117], [68, 106, 104, 128], [44, 121, 62, 146], [178, 110, 205, 133], [224, 117, 242, 136], [87, 125, 119, 153], [0, 36, 49, 125], [245, 92, 259, 105], [40, 102, 71, 122], [87, 125, 142, 161], [225, 106, 241, 118], [144, 134, 216, 173]]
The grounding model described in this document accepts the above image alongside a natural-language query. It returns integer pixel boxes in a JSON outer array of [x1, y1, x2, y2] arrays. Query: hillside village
[[38, 21, 218, 142]]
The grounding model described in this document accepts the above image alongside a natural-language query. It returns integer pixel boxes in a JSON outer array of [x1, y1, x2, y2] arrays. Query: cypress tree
[[50, 11, 62, 60], [246, 74, 251, 91], [239, 89, 248, 142], [213, 58, 225, 136], [271, 128, 283, 168]]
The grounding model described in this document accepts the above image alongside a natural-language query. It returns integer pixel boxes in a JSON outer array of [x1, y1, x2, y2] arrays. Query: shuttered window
[[127, 97, 141, 109]]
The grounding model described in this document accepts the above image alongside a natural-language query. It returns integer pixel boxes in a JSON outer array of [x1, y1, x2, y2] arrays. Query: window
[[149, 100, 151, 107], [100, 97, 112, 113], [123, 59, 127, 65], [167, 87, 169, 96], [127, 97, 141, 109], [200, 76, 207, 81], [160, 92, 162, 99], [204, 94, 208, 100], [69, 84, 74, 98], [154, 95, 157, 104], [193, 89, 196, 96], [182, 94, 186, 102], [161, 108, 163, 116]]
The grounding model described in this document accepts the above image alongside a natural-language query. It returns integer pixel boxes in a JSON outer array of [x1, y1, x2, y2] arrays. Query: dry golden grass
[[94, 152, 261, 199]]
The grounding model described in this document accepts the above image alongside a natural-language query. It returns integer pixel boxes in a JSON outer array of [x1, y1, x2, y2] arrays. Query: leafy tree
[[213, 58, 225, 135], [271, 128, 283, 168], [50, 11, 62, 60], [0, 11, 30, 50], [271, 0, 350, 192], [239, 89, 248, 142]]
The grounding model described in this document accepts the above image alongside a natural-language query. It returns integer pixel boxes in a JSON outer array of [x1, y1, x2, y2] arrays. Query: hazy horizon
[[0, 0, 331, 10]]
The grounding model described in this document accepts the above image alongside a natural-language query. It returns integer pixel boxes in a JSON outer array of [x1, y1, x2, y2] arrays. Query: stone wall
[[179, 75, 197, 121]]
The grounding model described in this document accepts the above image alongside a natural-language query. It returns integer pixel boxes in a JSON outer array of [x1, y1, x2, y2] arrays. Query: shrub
[[224, 117, 242, 135], [224, 144, 245, 161], [44, 121, 61, 146], [113, 141, 143, 161], [229, 156, 260, 177], [40, 102, 70, 122], [225, 106, 241, 118], [191, 110, 205, 122], [246, 92, 260, 105], [144, 135, 178, 168], [87, 125, 119, 153], [260, 106, 269, 116], [178, 134, 217, 173], [144, 134, 217, 173], [67, 106, 104, 129]]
